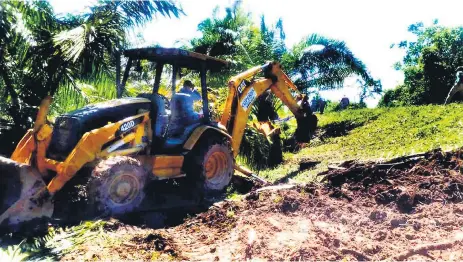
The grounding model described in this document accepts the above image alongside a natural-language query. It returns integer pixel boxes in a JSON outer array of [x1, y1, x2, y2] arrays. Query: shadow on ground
[[0, 175, 257, 246]]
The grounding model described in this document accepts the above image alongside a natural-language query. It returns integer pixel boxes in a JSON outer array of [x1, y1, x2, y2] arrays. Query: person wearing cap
[[178, 80, 202, 102]]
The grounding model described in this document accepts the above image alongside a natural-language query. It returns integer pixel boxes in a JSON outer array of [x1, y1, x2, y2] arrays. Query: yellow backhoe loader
[[0, 47, 317, 230]]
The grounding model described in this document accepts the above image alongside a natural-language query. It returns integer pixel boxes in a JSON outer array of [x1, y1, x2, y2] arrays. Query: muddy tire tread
[[88, 156, 148, 216], [185, 135, 234, 197]]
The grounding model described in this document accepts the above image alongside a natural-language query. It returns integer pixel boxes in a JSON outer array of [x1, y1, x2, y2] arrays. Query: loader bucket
[[0, 156, 53, 230]]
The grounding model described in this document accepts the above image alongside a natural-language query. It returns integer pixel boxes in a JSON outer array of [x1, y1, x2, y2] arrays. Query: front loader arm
[[220, 62, 309, 157]]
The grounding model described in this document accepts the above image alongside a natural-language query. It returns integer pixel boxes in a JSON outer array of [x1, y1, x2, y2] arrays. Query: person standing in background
[[444, 67, 463, 104], [340, 95, 350, 110], [319, 98, 326, 114], [310, 95, 318, 112]]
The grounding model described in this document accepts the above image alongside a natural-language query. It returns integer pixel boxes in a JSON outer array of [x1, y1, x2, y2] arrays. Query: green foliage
[[384, 22, 463, 106], [0, 0, 182, 154], [283, 34, 382, 97], [237, 127, 272, 170], [50, 77, 117, 116], [0, 243, 29, 262], [259, 104, 463, 183], [0, 220, 106, 261], [189, 1, 377, 170], [324, 100, 367, 112]]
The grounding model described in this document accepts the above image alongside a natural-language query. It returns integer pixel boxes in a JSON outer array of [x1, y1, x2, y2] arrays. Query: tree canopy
[[379, 21, 463, 107], [0, 0, 379, 168], [189, 2, 380, 97], [186, 1, 380, 169], [0, 0, 183, 154]]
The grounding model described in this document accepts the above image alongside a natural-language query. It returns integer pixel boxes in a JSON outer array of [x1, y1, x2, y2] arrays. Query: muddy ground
[[49, 148, 463, 261]]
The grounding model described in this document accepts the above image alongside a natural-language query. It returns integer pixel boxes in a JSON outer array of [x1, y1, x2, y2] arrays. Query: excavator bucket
[[0, 156, 53, 230], [295, 114, 318, 143]]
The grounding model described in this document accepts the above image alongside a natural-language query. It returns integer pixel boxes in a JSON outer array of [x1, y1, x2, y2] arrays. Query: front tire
[[88, 156, 148, 216]]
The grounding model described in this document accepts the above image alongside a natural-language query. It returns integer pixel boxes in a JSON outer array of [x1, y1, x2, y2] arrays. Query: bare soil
[[59, 148, 463, 261]]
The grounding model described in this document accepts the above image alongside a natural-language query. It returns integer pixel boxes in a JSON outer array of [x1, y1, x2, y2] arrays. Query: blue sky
[[50, 0, 463, 106]]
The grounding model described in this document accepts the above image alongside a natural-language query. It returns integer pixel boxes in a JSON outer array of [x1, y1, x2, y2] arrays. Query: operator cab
[[121, 47, 229, 153]]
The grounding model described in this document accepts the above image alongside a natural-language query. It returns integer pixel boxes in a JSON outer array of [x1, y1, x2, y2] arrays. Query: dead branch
[[375, 161, 406, 168], [327, 165, 347, 170], [341, 248, 372, 261], [385, 153, 428, 164], [123, 242, 137, 247], [299, 160, 321, 170], [256, 184, 295, 192], [393, 238, 462, 260], [376, 156, 424, 169]]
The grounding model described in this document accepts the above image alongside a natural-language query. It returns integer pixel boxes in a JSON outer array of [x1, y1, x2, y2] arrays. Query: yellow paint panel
[[135, 155, 185, 178], [183, 126, 231, 151], [36, 125, 53, 176], [47, 112, 150, 193], [152, 155, 184, 178], [11, 130, 34, 164], [36, 124, 53, 141]]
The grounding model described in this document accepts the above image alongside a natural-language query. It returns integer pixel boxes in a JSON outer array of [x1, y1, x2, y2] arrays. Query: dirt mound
[[321, 149, 463, 212], [14, 148, 463, 260], [91, 185, 461, 261], [127, 148, 463, 261]]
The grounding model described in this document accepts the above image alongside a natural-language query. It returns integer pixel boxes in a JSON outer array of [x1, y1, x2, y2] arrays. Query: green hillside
[[258, 104, 463, 183]]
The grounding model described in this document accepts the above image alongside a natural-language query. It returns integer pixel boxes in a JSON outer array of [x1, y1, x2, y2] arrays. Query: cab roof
[[123, 47, 228, 72]]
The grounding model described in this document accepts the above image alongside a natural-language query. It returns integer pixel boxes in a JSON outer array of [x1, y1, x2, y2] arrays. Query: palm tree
[[0, 3, 20, 117], [190, 2, 381, 170], [0, 0, 183, 154], [245, 34, 382, 168], [283, 34, 381, 94]]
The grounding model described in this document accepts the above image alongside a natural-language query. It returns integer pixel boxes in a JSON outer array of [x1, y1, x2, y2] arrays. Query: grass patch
[[0, 220, 107, 261], [253, 103, 463, 183]]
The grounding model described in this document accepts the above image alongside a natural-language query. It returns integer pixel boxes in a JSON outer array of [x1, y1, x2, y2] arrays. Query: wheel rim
[[205, 151, 229, 183], [107, 171, 140, 206]]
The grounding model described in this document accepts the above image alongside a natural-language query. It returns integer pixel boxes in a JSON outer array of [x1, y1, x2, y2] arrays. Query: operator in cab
[[178, 80, 202, 102], [178, 80, 203, 119], [170, 80, 204, 134]]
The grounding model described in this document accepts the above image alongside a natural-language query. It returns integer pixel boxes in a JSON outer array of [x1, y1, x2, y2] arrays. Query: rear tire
[[185, 137, 234, 196], [88, 156, 148, 216]]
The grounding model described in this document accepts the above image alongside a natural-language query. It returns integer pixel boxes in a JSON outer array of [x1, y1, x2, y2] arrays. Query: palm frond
[[289, 33, 381, 92], [53, 25, 87, 62], [0, 220, 107, 261], [238, 126, 272, 170], [117, 0, 184, 26]]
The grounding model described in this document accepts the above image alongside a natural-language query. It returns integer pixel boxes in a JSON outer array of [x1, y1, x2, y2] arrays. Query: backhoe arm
[[220, 62, 315, 157]]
